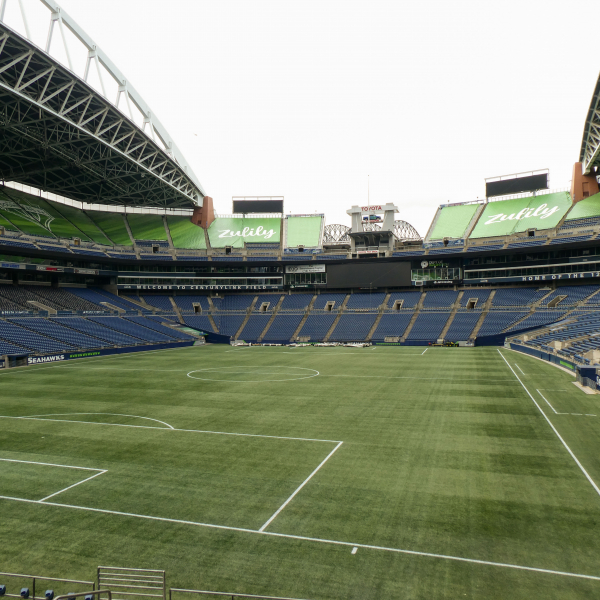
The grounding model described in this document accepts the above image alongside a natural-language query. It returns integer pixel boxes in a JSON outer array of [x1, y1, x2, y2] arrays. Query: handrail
[[0, 573, 95, 600], [169, 589, 311, 600]]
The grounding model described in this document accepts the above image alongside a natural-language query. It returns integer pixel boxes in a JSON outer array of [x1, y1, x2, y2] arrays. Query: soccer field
[[1, 345, 600, 600]]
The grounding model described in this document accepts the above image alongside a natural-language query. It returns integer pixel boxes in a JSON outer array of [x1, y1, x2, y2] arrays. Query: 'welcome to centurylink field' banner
[[208, 217, 281, 248], [469, 192, 572, 238]]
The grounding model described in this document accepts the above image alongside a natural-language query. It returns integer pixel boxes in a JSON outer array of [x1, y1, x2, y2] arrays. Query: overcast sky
[[4, 0, 599, 235]]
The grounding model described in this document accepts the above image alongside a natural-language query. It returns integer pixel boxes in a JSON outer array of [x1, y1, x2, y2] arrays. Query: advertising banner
[[119, 284, 282, 291], [466, 270, 600, 284], [208, 217, 281, 248], [285, 264, 326, 273], [469, 192, 572, 238], [26, 341, 194, 365]]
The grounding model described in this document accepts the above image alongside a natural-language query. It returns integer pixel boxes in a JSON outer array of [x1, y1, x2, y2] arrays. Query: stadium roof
[[0, 1, 205, 209], [580, 70, 600, 175]]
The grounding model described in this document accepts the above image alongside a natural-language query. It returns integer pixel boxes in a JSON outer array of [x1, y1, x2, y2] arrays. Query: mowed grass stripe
[[1, 345, 600, 599]]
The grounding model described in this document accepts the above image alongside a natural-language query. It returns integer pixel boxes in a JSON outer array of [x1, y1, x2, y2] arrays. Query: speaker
[[73, 237, 81, 246]]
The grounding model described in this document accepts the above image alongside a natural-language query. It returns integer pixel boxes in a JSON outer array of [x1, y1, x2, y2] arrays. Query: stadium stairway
[[163, 215, 175, 249], [322, 294, 350, 341], [233, 296, 259, 340], [365, 292, 391, 341], [168, 297, 185, 323], [121, 294, 156, 312], [257, 295, 285, 342], [290, 295, 317, 341], [470, 290, 496, 339], [400, 291, 425, 341], [439, 290, 464, 339]]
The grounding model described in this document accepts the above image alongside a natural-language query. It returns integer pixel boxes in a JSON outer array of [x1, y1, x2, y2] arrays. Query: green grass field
[[1, 345, 600, 599]]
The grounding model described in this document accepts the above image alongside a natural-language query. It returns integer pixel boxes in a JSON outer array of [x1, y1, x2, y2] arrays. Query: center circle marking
[[186, 366, 320, 383]]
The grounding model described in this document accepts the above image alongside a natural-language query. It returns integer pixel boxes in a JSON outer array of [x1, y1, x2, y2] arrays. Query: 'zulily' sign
[[208, 217, 281, 248], [218, 225, 277, 240], [470, 192, 572, 239]]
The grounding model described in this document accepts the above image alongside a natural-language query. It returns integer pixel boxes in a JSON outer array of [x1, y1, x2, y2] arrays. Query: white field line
[[515, 363, 525, 375], [320, 375, 520, 382], [26, 413, 175, 429], [498, 349, 600, 498], [421, 348, 428, 355], [0, 415, 341, 444], [259, 441, 343, 532], [1, 495, 600, 582], [0, 457, 102, 471], [39, 470, 107, 502], [535, 390, 566, 415]]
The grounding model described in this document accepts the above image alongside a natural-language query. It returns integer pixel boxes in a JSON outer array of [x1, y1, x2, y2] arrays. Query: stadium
[[2, 2, 600, 599]]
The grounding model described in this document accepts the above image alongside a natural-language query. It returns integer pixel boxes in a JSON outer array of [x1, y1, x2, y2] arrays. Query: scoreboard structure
[[232, 196, 284, 214], [485, 169, 549, 198]]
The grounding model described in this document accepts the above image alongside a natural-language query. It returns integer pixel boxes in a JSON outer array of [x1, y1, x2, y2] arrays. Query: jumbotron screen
[[486, 173, 548, 197], [233, 198, 284, 214]]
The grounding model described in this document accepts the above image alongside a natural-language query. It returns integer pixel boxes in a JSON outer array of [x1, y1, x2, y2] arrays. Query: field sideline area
[[1, 345, 600, 599]]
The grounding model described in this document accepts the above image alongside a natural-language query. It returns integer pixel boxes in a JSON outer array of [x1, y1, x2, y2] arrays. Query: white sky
[[4, 0, 599, 236]]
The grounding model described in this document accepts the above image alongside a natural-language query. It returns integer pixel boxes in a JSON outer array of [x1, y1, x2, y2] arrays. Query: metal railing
[[0, 573, 95, 600], [169, 589, 310, 600], [97, 568, 165, 600], [55, 592, 111, 600]]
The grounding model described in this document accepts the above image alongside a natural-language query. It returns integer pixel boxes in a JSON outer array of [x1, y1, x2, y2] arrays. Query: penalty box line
[[497, 349, 600, 499], [1, 495, 600, 584], [0, 458, 107, 502], [0, 415, 343, 529]]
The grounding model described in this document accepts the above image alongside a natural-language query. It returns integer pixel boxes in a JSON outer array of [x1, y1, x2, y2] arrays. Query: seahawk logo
[[0, 199, 54, 230]]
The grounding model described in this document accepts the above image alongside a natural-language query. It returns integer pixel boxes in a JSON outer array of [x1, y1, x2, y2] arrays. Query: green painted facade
[[469, 192, 572, 238], [429, 204, 478, 240], [127, 214, 169, 241], [564, 191, 600, 220], [167, 217, 207, 249], [286, 216, 322, 247], [208, 217, 281, 248]]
